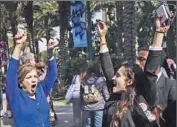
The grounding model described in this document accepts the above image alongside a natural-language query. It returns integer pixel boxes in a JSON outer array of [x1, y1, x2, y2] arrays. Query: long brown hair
[[112, 64, 136, 127]]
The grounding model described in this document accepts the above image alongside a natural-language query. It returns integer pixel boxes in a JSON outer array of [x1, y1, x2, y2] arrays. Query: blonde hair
[[18, 64, 37, 84]]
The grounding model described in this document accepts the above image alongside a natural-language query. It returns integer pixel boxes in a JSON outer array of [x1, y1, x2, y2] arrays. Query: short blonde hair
[[18, 64, 36, 84]]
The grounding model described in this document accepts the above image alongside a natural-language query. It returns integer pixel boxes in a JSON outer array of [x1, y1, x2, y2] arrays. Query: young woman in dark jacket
[[97, 20, 167, 127]]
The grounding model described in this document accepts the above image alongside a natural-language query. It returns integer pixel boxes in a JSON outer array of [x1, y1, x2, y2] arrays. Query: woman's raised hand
[[155, 15, 170, 33], [14, 31, 27, 45], [97, 21, 108, 39]]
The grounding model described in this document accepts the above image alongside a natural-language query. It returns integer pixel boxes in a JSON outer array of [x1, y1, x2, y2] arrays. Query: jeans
[[82, 110, 103, 127], [72, 98, 82, 127]]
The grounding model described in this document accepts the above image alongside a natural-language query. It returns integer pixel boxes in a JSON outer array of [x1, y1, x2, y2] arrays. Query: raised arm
[[6, 32, 27, 101], [41, 40, 58, 97], [144, 17, 170, 108], [97, 22, 115, 89]]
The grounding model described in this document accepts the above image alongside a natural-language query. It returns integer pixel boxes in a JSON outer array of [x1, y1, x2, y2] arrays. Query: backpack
[[81, 77, 102, 103]]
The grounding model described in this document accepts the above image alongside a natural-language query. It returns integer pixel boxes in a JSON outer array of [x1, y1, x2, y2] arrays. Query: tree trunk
[[58, 1, 69, 68], [10, 6, 17, 47], [24, 1, 35, 54], [166, 1, 176, 59], [115, 1, 123, 57], [122, 1, 137, 65]]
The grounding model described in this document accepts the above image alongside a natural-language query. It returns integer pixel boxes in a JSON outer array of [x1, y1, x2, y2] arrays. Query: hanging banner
[[70, 1, 88, 48], [0, 41, 8, 66]]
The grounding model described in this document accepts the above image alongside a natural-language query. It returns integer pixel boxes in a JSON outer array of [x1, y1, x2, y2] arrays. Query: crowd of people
[[0, 12, 176, 127], [66, 15, 176, 127]]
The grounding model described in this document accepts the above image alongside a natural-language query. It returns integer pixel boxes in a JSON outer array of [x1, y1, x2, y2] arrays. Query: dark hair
[[111, 62, 136, 127], [138, 46, 149, 52], [112, 87, 136, 127], [84, 61, 103, 80]]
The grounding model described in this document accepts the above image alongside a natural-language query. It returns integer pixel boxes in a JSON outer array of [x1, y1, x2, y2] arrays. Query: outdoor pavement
[[0, 101, 73, 127]]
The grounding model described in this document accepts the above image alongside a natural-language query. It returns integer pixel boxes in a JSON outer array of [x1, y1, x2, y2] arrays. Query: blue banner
[[70, 1, 88, 48]]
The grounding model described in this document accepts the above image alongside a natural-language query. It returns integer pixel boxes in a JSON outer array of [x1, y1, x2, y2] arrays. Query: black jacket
[[100, 52, 156, 127], [144, 50, 176, 127]]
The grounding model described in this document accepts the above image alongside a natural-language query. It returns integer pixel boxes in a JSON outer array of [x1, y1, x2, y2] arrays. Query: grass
[[53, 99, 72, 105]]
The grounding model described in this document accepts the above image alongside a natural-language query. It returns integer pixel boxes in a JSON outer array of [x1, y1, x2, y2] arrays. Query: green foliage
[[33, 1, 58, 21], [33, 1, 59, 41], [61, 53, 87, 86]]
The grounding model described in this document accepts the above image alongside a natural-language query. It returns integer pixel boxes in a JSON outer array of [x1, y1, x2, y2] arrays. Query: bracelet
[[155, 31, 165, 34], [99, 42, 107, 46]]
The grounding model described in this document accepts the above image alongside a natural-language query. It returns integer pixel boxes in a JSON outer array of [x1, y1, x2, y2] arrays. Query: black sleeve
[[167, 79, 176, 103], [144, 50, 164, 108], [100, 52, 115, 89], [163, 101, 176, 127]]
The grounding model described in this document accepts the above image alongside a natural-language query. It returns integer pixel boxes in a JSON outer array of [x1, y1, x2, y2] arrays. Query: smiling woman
[[6, 31, 57, 127]]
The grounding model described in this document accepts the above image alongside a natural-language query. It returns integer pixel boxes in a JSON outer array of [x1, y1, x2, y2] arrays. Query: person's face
[[112, 67, 127, 93], [136, 50, 149, 69], [79, 72, 87, 80], [20, 69, 38, 96], [136, 57, 147, 69]]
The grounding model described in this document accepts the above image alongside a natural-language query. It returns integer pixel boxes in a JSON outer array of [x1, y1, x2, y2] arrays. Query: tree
[[57, 1, 70, 77], [115, 1, 123, 57], [136, 1, 157, 49], [122, 1, 137, 65], [165, 1, 176, 59], [23, 1, 36, 54], [4, 2, 18, 46]]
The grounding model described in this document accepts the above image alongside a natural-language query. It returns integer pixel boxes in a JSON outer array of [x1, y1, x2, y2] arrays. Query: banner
[[0, 41, 8, 66], [70, 1, 88, 48]]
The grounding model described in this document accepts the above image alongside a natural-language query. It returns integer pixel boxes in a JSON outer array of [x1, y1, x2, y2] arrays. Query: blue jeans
[[82, 110, 103, 127]]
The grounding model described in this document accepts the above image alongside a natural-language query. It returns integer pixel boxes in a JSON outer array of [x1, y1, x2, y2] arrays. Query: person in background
[[81, 61, 110, 127], [71, 64, 88, 127], [6, 31, 57, 127], [143, 16, 176, 127], [0, 75, 12, 118], [136, 47, 169, 78], [20, 52, 35, 65]]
